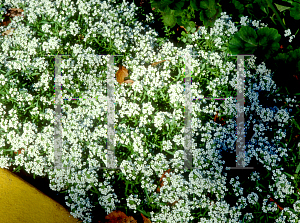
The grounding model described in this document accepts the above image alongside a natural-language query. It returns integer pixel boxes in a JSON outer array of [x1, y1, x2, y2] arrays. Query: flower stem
[[265, 0, 287, 30]]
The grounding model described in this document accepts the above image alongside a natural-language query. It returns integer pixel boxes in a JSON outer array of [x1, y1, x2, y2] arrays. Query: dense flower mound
[[0, 0, 299, 222]]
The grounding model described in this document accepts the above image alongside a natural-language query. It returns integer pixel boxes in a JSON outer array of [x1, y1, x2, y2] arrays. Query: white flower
[[1, 1, 298, 223], [284, 29, 292, 37], [240, 16, 250, 26], [41, 23, 52, 34], [252, 20, 260, 28], [293, 200, 300, 213]]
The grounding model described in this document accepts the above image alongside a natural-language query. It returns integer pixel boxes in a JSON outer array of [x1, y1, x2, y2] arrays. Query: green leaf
[[200, 0, 209, 9], [228, 26, 257, 55], [291, 118, 300, 131], [232, 0, 244, 14], [165, 150, 175, 155], [201, 63, 205, 71], [290, 2, 300, 20], [174, 10, 186, 23], [190, 0, 199, 10], [239, 26, 258, 46], [12, 166, 21, 173], [274, 3, 291, 12], [150, 0, 174, 12], [260, 6, 269, 15], [161, 8, 177, 28], [200, 10, 205, 21], [208, 0, 216, 8], [257, 27, 281, 45], [137, 208, 150, 218], [144, 187, 150, 200], [296, 163, 300, 174], [206, 8, 217, 18], [269, 13, 278, 25], [283, 172, 294, 178], [173, 1, 185, 11]]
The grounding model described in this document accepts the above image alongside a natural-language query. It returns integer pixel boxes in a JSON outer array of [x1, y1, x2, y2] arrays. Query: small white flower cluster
[[261, 197, 278, 213], [284, 28, 296, 43], [42, 36, 62, 54], [153, 112, 166, 131], [0, 0, 299, 223], [150, 172, 195, 222], [293, 200, 300, 213], [247, 192, 259, 205], [167, 82, 185, 107], [68, 21, 81, 37], [41, 23, 52, 34], [126, 194, 141, 213], [271, 169, 294, 198], [230, 176, 244, 197], [249, 171, 261, 181]]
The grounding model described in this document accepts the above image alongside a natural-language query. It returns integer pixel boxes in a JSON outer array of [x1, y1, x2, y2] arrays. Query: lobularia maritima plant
[[0, 0, 299, 222]]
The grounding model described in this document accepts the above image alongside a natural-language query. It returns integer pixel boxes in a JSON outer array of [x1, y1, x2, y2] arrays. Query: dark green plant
[[149, 0, 223, 31], [198, 0, 223, 28], [146, 0, 299, 55], [228, 26, 281, 60], [146, 0, 300, 97]]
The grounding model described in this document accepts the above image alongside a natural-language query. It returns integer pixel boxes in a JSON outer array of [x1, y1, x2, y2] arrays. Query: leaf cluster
[[144, 0, 300, 95]]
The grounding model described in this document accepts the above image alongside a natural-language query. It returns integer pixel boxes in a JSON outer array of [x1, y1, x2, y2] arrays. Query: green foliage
[[176, 5, 196, 29], [149, 0, 174, 13], [231, 0, 245, 14], [257, 27, 281, 59], [289, 0, 300, 20], [274, 2, 291, 13], [1, 0, 300, 222], [274, 47, 300, 72], [199, 0, 223, 28], [149, 0, 223, 33], [160, 6, 177, 28], [228, 26, 281, 60], [228, 26, 258, 55], [0, 4, 5, 20], [149, 0, 197, 29], [146, 0, 300, 89], [254, 0, 270, 15], [190, 0, 200, 11]]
